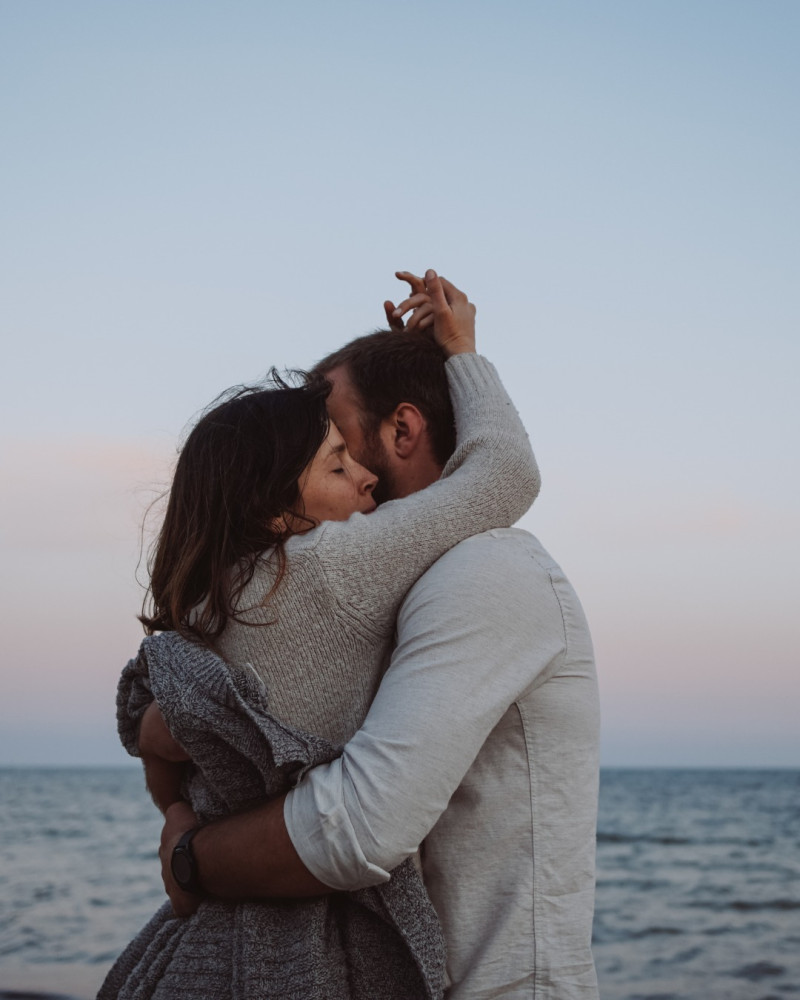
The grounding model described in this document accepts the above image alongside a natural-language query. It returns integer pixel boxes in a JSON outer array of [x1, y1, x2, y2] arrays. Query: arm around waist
[[285, 534, 566, 888]]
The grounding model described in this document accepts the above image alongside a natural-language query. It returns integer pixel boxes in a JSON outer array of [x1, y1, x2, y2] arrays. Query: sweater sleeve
[[307, 352, 540, 629]]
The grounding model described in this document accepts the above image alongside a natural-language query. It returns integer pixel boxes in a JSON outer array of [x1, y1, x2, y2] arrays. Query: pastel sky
[[1, 0, 798, 767]]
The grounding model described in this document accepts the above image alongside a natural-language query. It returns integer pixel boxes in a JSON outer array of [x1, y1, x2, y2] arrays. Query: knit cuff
[[445, 352, 505, 399]]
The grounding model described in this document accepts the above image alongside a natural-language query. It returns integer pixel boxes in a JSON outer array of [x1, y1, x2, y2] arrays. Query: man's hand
[[159, 800, 202, 917], [385, 270, 476, 356]]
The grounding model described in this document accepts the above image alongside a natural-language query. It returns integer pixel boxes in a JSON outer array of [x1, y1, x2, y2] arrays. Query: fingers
[[386, 270, 468, 338], [387, 271, 435, 332], [423, 269, 450, 314], [395, 270, 426, 295], [393, 270, 466, 305], [437, 275, 472, 310], [384, 300, 404, 331], [404, 301, 434, 331], [422, 269, 476, 356], [387, 295, 433, 332], [437, 275, 476, 326], [392, 291, 432, 321], [438, 275, 462, 302]]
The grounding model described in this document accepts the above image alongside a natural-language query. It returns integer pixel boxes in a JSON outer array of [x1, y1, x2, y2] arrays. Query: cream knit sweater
[[215, 352, 540, 745]]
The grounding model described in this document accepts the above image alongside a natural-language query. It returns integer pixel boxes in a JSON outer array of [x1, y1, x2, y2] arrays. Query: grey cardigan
[[100, 632, 446, 1000]]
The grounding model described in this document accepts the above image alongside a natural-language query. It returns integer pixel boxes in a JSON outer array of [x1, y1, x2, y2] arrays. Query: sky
[[1, 0, 798, 767]]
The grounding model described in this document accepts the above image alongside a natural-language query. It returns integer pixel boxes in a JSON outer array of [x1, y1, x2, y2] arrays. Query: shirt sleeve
[[284, 532, 567, 889]]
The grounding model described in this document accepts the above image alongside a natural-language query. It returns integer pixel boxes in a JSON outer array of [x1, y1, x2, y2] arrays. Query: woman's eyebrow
[[328, 441, 347, 457]]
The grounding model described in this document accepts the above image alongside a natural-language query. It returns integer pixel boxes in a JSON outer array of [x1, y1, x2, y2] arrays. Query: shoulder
[[399, 528, 564, 627], [410, 528, 557, 589]]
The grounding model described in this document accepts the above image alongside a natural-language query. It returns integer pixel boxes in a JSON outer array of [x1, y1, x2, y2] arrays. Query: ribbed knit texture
[[101, 633, 446, 1000], [99, 354, 539, 1000]]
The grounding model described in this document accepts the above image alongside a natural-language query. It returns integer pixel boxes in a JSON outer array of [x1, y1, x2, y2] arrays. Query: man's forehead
[[322, 363, 371, 454], [324, 365, 363, 417]]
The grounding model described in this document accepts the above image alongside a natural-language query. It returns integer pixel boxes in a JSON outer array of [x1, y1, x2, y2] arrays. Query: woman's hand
[[138, 701, 192, 814], [383, 270, 431, 332], [139, 701, 191, 762], [384, 269, 476, 357]]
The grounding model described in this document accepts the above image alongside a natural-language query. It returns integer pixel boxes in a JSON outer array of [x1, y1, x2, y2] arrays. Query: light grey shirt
[[286, 528, 600, 999]]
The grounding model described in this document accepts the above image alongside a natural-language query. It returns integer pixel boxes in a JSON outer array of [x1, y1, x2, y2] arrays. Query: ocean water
[[593, 769, 800, 999], [0, 767, 798, 999]]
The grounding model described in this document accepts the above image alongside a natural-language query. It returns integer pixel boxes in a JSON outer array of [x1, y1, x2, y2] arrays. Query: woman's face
[[298, 422, 378, 524]]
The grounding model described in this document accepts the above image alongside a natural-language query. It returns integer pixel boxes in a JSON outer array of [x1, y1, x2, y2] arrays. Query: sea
[[0, 767, 797, 1000]]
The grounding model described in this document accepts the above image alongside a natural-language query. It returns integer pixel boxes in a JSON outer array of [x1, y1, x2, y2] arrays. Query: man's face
[[323, 365, 398, 506]]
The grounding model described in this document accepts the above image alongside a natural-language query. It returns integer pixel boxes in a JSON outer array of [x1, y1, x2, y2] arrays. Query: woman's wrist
[[442, 341, 476, 357]]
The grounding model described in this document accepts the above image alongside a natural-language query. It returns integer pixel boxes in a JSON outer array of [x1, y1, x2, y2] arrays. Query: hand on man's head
[[386, 270, 476, 356], [384, 270, 429, 332]]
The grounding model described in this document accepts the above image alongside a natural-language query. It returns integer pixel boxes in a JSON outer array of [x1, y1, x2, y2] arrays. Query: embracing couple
[[100, 270, 600, 1000]]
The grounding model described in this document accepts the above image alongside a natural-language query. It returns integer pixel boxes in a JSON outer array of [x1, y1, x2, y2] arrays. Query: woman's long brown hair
[[140, 371, 330, 646]]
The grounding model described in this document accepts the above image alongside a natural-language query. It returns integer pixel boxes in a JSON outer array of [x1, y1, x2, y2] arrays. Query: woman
[[99, 272, 540, 1000]]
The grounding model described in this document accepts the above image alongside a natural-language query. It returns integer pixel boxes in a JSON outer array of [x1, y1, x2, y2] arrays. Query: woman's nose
[[361, 467, 378, 494]]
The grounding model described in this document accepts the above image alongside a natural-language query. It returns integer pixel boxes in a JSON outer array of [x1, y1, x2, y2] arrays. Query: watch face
[[172, 850, 193, 886]]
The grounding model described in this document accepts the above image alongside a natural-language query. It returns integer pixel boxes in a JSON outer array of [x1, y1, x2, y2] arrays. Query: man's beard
[[358, 430, 398, 507]]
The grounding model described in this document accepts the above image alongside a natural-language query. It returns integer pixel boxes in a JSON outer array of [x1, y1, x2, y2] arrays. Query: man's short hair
[[314, 330, 456, 466]]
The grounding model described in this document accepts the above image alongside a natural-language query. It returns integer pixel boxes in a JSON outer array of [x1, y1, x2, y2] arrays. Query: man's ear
[[384, 403, 428, 459]]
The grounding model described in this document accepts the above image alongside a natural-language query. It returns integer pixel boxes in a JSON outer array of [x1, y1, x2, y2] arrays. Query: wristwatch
[[171, 826, 202, 894]]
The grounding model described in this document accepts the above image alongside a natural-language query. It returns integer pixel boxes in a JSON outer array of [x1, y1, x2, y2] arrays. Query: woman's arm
[[138, 701, 190, 814], [312, 270, 540, 627]]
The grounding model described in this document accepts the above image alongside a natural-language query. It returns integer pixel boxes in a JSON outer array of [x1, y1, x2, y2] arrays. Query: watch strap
[[171, 825, 202, 894]]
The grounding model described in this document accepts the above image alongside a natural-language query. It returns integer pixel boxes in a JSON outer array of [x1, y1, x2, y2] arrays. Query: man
[[152, 272, 601, 997]]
